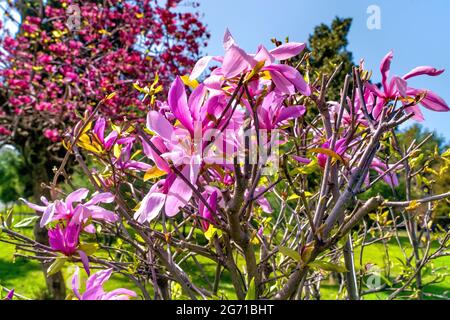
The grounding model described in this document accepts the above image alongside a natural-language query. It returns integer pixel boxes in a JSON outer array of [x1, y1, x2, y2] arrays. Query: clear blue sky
[[199, 0, 450, 142]]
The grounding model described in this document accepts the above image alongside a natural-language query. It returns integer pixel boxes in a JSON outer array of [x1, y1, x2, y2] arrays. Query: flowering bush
[[1, 29, 450, 300]]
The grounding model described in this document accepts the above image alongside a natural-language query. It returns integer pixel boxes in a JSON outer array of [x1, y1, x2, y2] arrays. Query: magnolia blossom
[[137, 76, 244, 221], [252, 91, 306, 130], [366, 51, 449, 121], [71, 267, 137, 300], [21, 189, 118, 230], [135, 31, 311, 224], [48, 223, 81, 256], [190, 29, 311, 96], [3, 289, 14, 300]]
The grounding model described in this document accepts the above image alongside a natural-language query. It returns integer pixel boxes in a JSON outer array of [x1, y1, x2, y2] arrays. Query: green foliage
[[308, 17, 354, 100], [0, 147, 31, 204]]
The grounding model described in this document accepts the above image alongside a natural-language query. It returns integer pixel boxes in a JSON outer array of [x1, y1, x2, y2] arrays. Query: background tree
[[0, 147, 30, 206], [0, 0, 209, 299], [307, 17, 354, 100]]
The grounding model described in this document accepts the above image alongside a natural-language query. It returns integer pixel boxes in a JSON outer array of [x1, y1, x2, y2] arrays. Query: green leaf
[[47, 257, 67, 277], [5, 209, 13, 229], [14, 216, 39, 228], [78, 243, 99, 256], [279, 246, 301, 262], [245, 278, 256, 300], [308, 260, 347, 273], [441, 148, 450, 158]]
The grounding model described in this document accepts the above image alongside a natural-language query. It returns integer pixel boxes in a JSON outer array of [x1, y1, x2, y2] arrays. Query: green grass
[[1, 208, 449, 299]]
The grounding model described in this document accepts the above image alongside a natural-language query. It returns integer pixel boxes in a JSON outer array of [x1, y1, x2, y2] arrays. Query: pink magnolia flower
[[317, 138, 348, 168], [48, 223, 81, 256], [369, 158, 401, 187], [254, 91, 306, 130], [3, 289, 14, 300], [137, 77, 242, 221], [92, 117, 119, 151], [249, 187, 273, 214], [48, 222, 91, 274], [190, 29, 311, 96], [21, 189, 118, 230], [43, 128, 60, 142], [367, 51, 449, 121], [199, 190, 218, 231], [71, 267, 137, 300], [113, 140, 152, 172], [0, 126, 12, 136]]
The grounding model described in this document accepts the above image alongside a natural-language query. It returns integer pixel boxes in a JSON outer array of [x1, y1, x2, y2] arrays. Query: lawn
[[1, 207, 449, 299]]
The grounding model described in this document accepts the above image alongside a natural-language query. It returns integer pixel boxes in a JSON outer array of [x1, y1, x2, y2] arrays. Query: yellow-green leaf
[[309, 147, 345, 165], [181, 75, 199, 89], [47, 257, 67, 277], [279, 246, 301, 262], [308, 260, 347, 273], [405, 200, 420, 212], [204, 225, 218, 241], [144, 166, 167, 181], [78, 243, 99, 256], [245, 278, 256, 300]]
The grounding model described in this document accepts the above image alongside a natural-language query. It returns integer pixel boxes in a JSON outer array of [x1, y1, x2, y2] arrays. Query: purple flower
[[48, 223, 81, 256], [21, 189, 118, 229], [71, 267, 137, 300], [366, 51, 449, 121], [3, 289, 14, 300], [190, 29, 310, 96]]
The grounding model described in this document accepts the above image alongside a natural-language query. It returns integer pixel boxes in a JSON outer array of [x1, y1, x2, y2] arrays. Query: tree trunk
[[31, 164, 66, 300]]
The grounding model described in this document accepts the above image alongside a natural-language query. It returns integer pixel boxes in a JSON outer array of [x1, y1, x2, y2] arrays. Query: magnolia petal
[[86, 268, 113, 292], [165, 165, 194, 217], [89, 206, 119, 223], [256, 196, 273, 214], [134, 192, 165, 223], [142, 136, 171, 173], [270, 42, 306, 60], [5, 289, 14, 300], [421, 90, 450, 112], [380, 51, 394, 93], [86, 192, 114, 206], [66, 188, 89, 209], [190, 56, 213, 80], [93, 118, 106, 144], [276, 105, 306, 124], [394, 77, 408, 97], [102, 288, 137, 300], [221, 45, 253, 78], [292, 156, 312, 164], [78, 250, 90, 276], [40, 203, 56, 227], [403, 66, 445, 80], [188, 84, 207, 122], [71, 266, 82, 300], [168, 77, 194, 133], [265, 64, 310, 96], [405, 104, 425, 122], [146, 111, 174, 141], [20, 198, 47, 212], [223, 28, 236, 51]]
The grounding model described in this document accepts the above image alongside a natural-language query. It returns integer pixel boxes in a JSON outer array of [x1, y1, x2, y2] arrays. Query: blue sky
[[199, 0, 450, 142]]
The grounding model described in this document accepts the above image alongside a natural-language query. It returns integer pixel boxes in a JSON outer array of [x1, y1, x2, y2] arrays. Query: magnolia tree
[[0, 0, 208, 193], [1, 30, 450, 300]]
